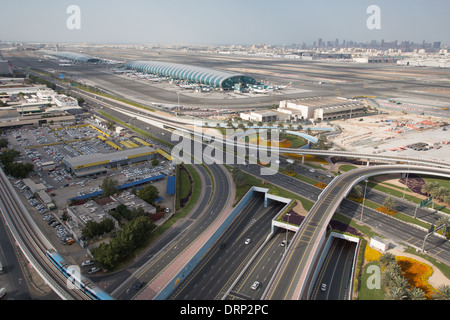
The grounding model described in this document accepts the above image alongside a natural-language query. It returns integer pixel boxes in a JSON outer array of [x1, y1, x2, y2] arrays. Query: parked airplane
[[146, 77, 161, 82], [178, 84, 198, 90], [250, 87, 270, 94], [275, 81, 292, 90]]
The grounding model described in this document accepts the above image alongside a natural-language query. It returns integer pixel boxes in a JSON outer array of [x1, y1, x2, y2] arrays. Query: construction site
[[329, 109, 449, 162]]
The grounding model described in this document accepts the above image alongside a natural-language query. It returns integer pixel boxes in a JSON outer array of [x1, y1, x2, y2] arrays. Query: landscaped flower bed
[[396, 256, 435, 299], [377, 206, 397, 215], [364, 245, 382, 262]]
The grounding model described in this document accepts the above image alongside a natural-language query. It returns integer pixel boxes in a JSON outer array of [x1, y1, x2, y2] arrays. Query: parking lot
[[4, 120, 176, 270]]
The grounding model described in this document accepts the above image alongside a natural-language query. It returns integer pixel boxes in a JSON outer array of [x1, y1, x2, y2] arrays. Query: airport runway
[[7, 50, 450, 113]]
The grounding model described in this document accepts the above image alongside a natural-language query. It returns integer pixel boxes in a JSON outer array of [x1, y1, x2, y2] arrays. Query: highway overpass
[[263, 165, 450, 300]]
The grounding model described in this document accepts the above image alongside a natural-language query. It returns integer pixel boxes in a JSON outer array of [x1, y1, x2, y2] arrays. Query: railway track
[[0, 168, 90, 300]]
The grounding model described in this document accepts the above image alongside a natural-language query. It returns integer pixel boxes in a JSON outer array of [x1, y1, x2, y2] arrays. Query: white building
[[278, 97, 366, 121], [52, 94, 78, 107], [240, 110, 278, 123]]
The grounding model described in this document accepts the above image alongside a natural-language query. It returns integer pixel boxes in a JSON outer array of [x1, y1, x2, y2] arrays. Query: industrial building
[[125, 60, 256, 90], [63, 146, 157, 177], [277, 97, 366, 121]]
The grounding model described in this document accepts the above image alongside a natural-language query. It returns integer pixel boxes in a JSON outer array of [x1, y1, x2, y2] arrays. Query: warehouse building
[[125, 60, 256, 90], [277, 97, 366, 121], [63, 146, 157, 177]]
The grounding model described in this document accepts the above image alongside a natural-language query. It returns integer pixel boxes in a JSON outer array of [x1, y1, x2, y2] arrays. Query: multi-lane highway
[[309, 238, 356, 300], [169, 192, 285, 300], [264, 165, 450, 300]]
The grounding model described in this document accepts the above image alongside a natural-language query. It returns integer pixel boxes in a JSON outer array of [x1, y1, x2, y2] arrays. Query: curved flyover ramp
[[263, 165, 450, 300]]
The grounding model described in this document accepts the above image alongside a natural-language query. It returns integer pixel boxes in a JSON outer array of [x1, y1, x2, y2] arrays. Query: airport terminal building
[[40, 50, 101, 63], [125, 60, 256, 89]]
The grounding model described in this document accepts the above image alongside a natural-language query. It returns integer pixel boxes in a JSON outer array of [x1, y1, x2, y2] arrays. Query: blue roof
[[166, 176, 176, 195], [119, 174, 165, 189]]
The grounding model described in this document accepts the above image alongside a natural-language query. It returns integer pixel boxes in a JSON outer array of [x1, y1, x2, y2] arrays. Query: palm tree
[[379, 252, 396, 267], [352, 184, 364, 198], [433, 285, 450, 300], [435, 186, 449, 202], [421, 181, 439, 209], [393, 275, 409, 292], [436, 216, 450, 238], [383, 196, 396, 212], [387, 287, 408, 300], [408, 287, 426, 300]]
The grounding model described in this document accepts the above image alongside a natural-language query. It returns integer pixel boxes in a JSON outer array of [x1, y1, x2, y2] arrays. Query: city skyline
[[1, 0, 449, 46]]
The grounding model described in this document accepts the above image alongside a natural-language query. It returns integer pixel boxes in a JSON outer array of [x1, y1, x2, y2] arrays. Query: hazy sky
[[1, 0, 449, 45]]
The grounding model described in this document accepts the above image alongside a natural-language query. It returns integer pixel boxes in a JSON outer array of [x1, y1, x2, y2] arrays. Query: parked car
[[88, 267, 100, 274], [82, 260, 94, 267]]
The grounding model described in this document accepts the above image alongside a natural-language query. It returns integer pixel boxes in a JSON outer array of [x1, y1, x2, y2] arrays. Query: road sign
[[420, 196, 432, 208]]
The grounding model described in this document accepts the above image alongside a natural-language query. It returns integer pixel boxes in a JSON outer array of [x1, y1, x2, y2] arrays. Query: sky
[[1, 0, 449, 46]]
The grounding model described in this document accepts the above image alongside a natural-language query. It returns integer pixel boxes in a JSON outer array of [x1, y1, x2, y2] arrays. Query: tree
[[433, 285, 450, 300], [105, 119, 115, 131], [379, 252, 396, 267], [0, 149, 34, 178], [0, 138, 8, 149], [285, 163, 295, 175], [138, 185, 159, 204], [434, 186, 449, 202], [382, 196, 396, 212], [387, 287, 408, 300], [352, 184, 364, 198], [436, 216, 450, 238], [151, 159, 159, 166], [101, 177, 119, 197], [408, 287, 426, 300], [421, 181, 439, 209]]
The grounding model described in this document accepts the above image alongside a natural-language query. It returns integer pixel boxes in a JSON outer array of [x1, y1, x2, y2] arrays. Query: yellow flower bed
[[285, 153, 329, 165], [315, 182, 327, 189], [249, 137, 292, 148], [377, 206, 397, 216], [364, 246, 382, 262], [396, 256, 435, 299]]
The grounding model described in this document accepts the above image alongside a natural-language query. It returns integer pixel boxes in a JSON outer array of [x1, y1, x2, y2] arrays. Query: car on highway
[[309, 168, 315, 173], [251, 281, 260, 290], [134, 281, 145, 290], [281, 240, 287, 247], [245, 238, 251, 245], [321, 283, 327, 292]]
